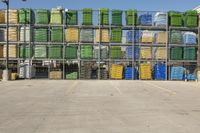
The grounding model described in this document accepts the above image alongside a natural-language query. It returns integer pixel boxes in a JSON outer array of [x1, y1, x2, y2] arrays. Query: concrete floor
[[0, 80, 200, 133]]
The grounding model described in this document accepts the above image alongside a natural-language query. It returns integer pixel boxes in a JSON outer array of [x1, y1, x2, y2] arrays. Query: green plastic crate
[[18, 8, 32, 24], [51, 27, 63, 42], [169, 11, 183, 26], [65, 45, 77, 59], [82, 8, 93, 25], [50, 9, 63, 24], [170, 30, 183, 44], [34, 28, 48, 42], [170, 47, 183, 60], [112, 10, 122, 26], [20, 45, 33, 58], [66, 72, 78, 79], [99, 8, 109, 25], [49, 45, 62, 59], [35, 9, 49, 24], [81, 45, 93, 59], [110, 46, 122, 59], [34, 45, 47, 58], [66, 10, 78, 25], [126, 9, 137, 26], [111, 28, 122, 43], [183, 47, 196, 60], [184, 10, 198, 27]]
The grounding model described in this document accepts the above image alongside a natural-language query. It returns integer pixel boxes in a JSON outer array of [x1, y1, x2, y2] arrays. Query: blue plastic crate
[[154, 64, 166, 80], [139, 13, 152, 26], [154, 12, 167, 27], [186, 74, 196, 81], [125, 67, 137, 79], [126, 30, 141, 43], [170, 66, 185, 80], [183, 32, 197, 45], [126, 46, 140, 59]]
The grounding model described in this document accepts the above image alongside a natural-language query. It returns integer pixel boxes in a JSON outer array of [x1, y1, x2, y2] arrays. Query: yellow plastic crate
[[49, 71, 62, 79], [0, 45, 3, 58], [4, 27, 18, 42], [3, 44, 17, 58], [66, 28, 79, 43], [141, 30, 154, 43], [140, 47, 152, 59], [11, 73, 17, 80], [140, 63, 152, 80], [0, 11, 5, 24], [110, 64, 123, 79], [156, 32, 167, 44], [96, 29, 110, 43], [5, 9, 18, 24], [154, 47, 166, 59]]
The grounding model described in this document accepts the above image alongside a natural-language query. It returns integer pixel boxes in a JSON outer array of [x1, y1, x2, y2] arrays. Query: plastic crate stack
[[5, 27, 18, 42], [140, 47, 152, 59], [112, 10, 122, 26], [34, 45, 47, 58], [154, 12, 167, 27], [169, 11, 182, 26], [126, 46, 140, 59], [49, 71, 62, 79], [170, 30, 183, 44], [81, 45, 93, 59], [110, 46, 122, 59], [20, 45, 33, 58], [18, 8, 32, 24], [170, 66, 185, 80], [126, 30, 141, 43], [5, 9, 18, 24], [51, 27, 63, 42], [154, 63, 166, 80], [186, 74, 196, 81], [3, 45, 17, 58], [99, 8, 109, 25], [50, 8, 63, 24], [34, 28, 48, 42], [93, 46, 108, 59], [141, 30, 154, 43], [80, 62, 93, 79], [95, 29, 110, 43], [20, 27, 31, 42], [111, 28, 122, 43], [125, 67, 137, 80], [183, 47, 196, 60], [156, 32, 167, 44], [140, 63, 152, 80], [66, 28, 79, 43], [170, 47, 183, 60], [80, 29, 94, 42], [153, 47, 166, 60], [65, 63, 78, 79], [183, 32, 197, 45], [66, 10, 78, 25], [49, 45, 62, 59], [126, 9, 137, 26], [82, 8, 93, 25], [0, 11, 5, 24], [110, 64, 123, 79], [184, 10, 198, 27], [35, 9, 49, 24], [139, 13, 152, 26], [65, 45, 77, 59]]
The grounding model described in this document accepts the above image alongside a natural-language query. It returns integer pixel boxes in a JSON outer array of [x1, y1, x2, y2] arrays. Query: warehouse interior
[[0, 8, 199, 80]]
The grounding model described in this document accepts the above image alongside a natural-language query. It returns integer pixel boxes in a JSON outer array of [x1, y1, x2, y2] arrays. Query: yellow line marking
[[110, 81, 122, 95], [144, 82, 176, 95]]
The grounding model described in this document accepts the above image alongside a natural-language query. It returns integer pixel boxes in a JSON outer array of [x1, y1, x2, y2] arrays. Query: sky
[[0, 0, 199, 11]]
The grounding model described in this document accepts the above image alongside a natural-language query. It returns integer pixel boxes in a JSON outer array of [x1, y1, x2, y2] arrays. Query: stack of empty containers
[[140, 47, 151, 59], [82, 8, 93, 25], [169, 11, 182, 26], [111, 28, 122, 43], [50, 8, 63, 24], [49, 71, 62, 79], [126, 30, 141, 43], [34, 28, 48, 42], [80, 29, 94, 42], [49, 45, 62, 59], [65, 63, 78, 79], [66, 28, 79, 43], [126, 46, 140, 60], [51, 27, 63, 42], [110, 64, 123, 79], [96, 29, 109, 43], [5, 9, 18, 24], [0, 11, 5, 24], [140, 63, 152, 80], [65, 45, 77, 59], [126, 9, 137, 26], [112, 10, 122, 26], [110, 46, 122, 59], [93, 46, 108, 59], [184, 10, 198, 27], [154, 63, 166, 80], [66, 10, 78, 25], [18, 8, 32, 24], [99, 8, 109, 25], [170, 66, 185, 80], [81, 45, 93, 59], [20, 45, 33, 58], [80, 62, 93, 79], [35, 9, 49, 24], [139, 13, 152, 26], [125, 67, 137, 79], [154, 12, 167, 26]]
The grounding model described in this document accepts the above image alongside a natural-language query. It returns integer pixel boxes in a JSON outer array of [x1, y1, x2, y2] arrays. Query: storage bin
[[80, 62, 95, 79], [156, 32, 167, 44], [80, 45, 93, 59], [110, 46, 122, 59], [80, 29, 94, 42], [126, 30, 141, 43], [34, 28, 48, 42], [18, 8, 32, 24], [0, 10, 5, 24], [99, 8, 109, 25], [153, 47, 166, 60], [183, 47, 196, 60], [169, 11, 182, 26], [35, 9, 49, 24], [170, 30, 183, 44], [49, 71, 62, 79], [154, 63, 166, 80], [66, 28, 79, 42], [183, 32, 197, 45], [4, 27, 18, 42], [126, 9, 137, 26], [112, 10, 122, 26], [95, 29, 109, 43], [111, 28, 122, 43], [50, 8, 63, 24], [34, 45, 47, 58], [93, 46, 108, 59], [170, 66, 185, 80], [140, 47, 152, 59], [126, 46, 140, 59], [20, 45, 33, 58], [66, 72, 78, 79], [139, 13, 152, 26], [66, 10, 78, 25], [65, 63, 79, 79], [49, 45, 62, 59], [154, 12, 167, 26], [125, 67, 137, 80], [141, 30, 154, 43], [51, 27, 63, 42], [65, 45, 77, 59], [5, 9, 18, 24], [82, 8, 93, 25], [170, 47, 183, 60], [3, 44, 17, 58], [184, 10, 198, 27], [140, 63, 152, 80], [110, 64, 123, 79], [20, 27, 31, 42]]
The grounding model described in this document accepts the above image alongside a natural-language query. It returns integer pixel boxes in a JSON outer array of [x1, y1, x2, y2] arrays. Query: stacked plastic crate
[[170, 66, 185, 80], [80, 29, 94, 42], [110, 46, 122, 59], [125, 67, 137, 80], [65, 45, 77, 59], [169, 11, 183, 26], [99, 8, 109, 25], [139, 13, 152, 26], [66, 10, 78, 25], [110, 64, 123, 79], [111, 28, 122, 43], [49, 45, 62, 59], [154, 63, 166, 80], [66, 28, 79, 43], [20, 45, 33, 58], [140, 63, 152, 80], [65, 63, 78, 79], [81, 45, 93, 59], [126, 9, 137, 26], [50, 8, 63, 24], [82, 8, 93, 25]]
